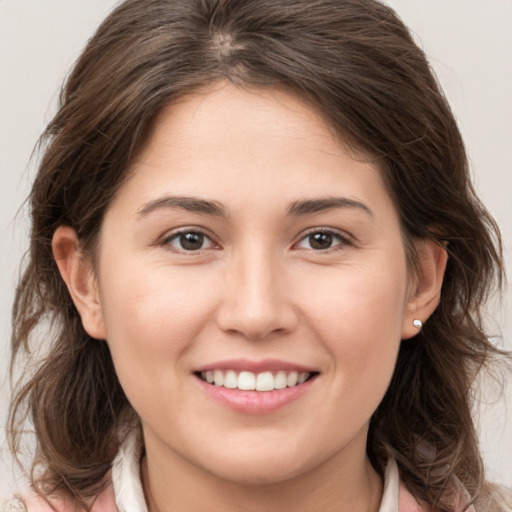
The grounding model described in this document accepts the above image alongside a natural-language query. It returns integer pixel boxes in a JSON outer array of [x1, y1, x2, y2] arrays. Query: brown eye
[[166, 231, 214, 251], [308, 232, 333, 250], [296, 230, 347, 251]]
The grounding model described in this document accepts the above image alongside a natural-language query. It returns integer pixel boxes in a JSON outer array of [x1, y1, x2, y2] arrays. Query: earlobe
[[402, 239, 448, 340], [52, 226, 107, 340]]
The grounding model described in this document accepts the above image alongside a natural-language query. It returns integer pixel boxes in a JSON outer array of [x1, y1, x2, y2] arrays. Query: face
[[92, 83, 415, 485]]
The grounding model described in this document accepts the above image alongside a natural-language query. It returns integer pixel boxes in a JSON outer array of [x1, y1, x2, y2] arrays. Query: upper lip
[[195, 358, 318, 374]]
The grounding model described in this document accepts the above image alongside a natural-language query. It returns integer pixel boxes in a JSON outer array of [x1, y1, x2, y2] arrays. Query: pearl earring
[[413, 319, 422, 329]]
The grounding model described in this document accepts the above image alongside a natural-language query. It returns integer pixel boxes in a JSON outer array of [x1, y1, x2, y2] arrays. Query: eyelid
[[160, 226, 220, 252], [157, 225, 354, 253], [293, 227, 353, 251]]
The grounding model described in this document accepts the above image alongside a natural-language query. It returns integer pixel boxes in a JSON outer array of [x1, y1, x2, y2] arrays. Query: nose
[[215, 249, 298, 340]]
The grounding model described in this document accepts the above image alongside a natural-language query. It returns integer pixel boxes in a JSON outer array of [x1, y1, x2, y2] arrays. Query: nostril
[[216, 305, 299, 341]]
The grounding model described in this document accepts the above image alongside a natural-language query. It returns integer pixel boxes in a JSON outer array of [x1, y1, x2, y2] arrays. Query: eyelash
[[161, 229, 219, 252], [294, 228, 352, 252], [160, 227, 352, 253]]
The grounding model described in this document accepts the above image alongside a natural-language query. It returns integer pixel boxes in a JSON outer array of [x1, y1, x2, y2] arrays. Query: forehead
[[110, 82, 394, 223], [142, 82, 341, 156], [135, 84, 380, 179]]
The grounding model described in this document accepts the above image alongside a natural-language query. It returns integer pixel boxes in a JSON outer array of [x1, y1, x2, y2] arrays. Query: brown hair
[[9, 0, 509, 510]]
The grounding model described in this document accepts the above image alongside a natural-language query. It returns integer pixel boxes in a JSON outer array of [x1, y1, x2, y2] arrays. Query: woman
[[4, 0, 511, 511]]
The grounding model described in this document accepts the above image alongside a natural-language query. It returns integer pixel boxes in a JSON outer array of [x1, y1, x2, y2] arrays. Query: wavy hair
[[9, 0, 509, 510]]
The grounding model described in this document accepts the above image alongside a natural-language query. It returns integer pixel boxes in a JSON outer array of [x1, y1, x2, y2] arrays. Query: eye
[[296, 230, 347, 251], [164, 230, 216, 252]]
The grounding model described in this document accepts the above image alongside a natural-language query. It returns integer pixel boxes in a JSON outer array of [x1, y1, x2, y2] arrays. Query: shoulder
[[1, 480, 116, 512], [398, 482, 431, 511], [1, 493, 68, 512], [1, 497, 28, 512], [398, 480, 512, 512], [0, 496, 49, 512], [474, 483, 512, 512]]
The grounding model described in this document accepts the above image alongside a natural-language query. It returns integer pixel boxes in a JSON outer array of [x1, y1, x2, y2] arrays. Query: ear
[[52, 226, 107, 340], [402, 239, 448, 340]]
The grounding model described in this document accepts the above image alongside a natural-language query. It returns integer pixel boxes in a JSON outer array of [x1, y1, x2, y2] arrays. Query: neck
[[141, 441, 383, 512]]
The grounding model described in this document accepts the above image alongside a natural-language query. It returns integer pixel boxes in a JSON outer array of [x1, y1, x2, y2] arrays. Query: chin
[[200, 448, 319, 486], [212, 463, 305, 486]]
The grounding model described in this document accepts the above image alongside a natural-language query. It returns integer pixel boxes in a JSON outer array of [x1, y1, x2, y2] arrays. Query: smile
[[199, 370, 312, 391]]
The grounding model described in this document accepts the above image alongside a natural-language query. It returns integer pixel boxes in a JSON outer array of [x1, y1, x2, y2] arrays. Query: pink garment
[[9, 481, 116, 512], [4, 476, 435, 512], [3, 431, 471, 512], [399, 481, 430, 512]]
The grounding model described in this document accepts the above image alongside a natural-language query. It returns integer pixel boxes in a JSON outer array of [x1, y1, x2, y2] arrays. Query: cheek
[[97, 260, 218, 378], [96, 263, 223, 424], [302, 259, 408, 389], [307, 260, 407, 335]]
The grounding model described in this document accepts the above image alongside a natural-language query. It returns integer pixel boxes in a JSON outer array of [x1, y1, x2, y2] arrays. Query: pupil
[[181, 232, 204, 250], [309, 232, 332, 250]]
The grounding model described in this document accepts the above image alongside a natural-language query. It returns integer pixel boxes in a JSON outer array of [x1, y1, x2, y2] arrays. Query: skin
[[54, 82, 447, 512]]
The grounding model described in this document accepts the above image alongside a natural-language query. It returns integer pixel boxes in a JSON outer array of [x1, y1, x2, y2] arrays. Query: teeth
[[256, 371, 274, 391], [200, 369, 312, 391], [213, 370, 224, 386], [238, 371, 256, 390], [274, 371, 287, 390], [224, 370, 238, 389], [287, 371, 298, 387]]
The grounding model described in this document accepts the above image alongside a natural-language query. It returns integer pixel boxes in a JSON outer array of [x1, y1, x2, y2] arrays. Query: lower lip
[[196, 375, 317, 414]]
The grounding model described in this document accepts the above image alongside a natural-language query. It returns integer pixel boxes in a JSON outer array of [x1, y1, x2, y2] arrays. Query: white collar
[[111, 429, 401, 512], [112, 429, 148, 512]]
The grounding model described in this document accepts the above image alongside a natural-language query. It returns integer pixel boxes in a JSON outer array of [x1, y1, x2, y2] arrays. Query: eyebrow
[[287, 197, 373, 217], [136, 195, 372, 219], [137, 196, 228, 218]]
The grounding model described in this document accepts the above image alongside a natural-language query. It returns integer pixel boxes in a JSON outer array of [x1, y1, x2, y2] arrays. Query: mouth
[[194, 359, 319, 413], [196, 369, 317, 392]]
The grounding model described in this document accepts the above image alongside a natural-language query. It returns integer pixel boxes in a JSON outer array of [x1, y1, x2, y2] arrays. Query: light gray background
[[1, 0, 511, 497]]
